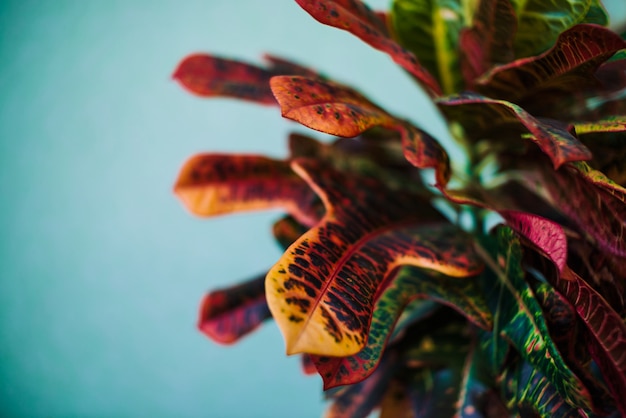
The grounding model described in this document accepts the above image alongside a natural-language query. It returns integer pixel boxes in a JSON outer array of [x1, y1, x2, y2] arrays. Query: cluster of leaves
[[172, 0, 626, 417]]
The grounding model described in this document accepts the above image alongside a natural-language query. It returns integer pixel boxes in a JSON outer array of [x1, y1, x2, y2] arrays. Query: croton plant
[[172, 0, 626, 416]]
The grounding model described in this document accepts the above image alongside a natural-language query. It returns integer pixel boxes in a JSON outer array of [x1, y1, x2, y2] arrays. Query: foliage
[[173, 1, 626, 416]]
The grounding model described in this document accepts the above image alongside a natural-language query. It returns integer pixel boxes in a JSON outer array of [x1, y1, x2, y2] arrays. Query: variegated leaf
[[266, 160, 482, 357], [295, 0, 442, 96], [476, 24, 626, 106], [271, 76, 451, 185], [198, 274, 271, 344], [174, 154, 319, 227], [391, 0, 465, 94], [312, 267, 492, 389], [172, 54, 319, 104]]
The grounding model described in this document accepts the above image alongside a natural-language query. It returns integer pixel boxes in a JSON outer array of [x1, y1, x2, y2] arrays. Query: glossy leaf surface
[[477, 227, 591, 410], [477, 25, 626, 105], [312, 267, 492, 389], [198, 274, 271, 344], [174, 154, 319, 227], [392, 0, 465, 94], [271, 76, 451, 185], [266, 160, 482, 356], [172, 54, 319, 104], [295, 0, 442, 95], [437, 94, 592, 169]]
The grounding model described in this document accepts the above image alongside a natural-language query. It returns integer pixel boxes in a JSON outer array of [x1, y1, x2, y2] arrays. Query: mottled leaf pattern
[[477, 228, 592, 410], [437, 94, 592, 169], [574, 115, 626, 134], [198, 274, 271, 344], [476, 25, 626, 105], [266, 160, 482, 356], [271, 76, 451, 185], [174, 154, 319, 227], [312, 267, 492, 389], [391, 0, 465, 94], [295, 0, 443, 95], [172, 54, 319, 104]]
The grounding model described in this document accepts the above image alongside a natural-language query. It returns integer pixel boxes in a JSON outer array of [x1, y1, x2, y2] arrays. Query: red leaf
[[172, 54, 320, 104], [476, 24, 626, 106], [294, 0, 442, 96], [300, 354, 317, 375], [198, 274, 271, 344], [271, 76, 451, 185], [173, 154, 320, 227]]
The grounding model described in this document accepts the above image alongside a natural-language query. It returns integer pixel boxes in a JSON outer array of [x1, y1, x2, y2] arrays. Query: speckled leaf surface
[[476, 25, 626, 105], [459, 0, 516, 86], [511, 0, 593, 58], [437, 94, 592, 169], [574, 115, 626, 135], [198, 274, 271, 344], [295, 0, 442, 95], [560, 267, 626, 416], [172, 54, 319, 104], [542, 162, 626, 257], [477, 228, 591, 411], [391, 0, 465, 94], [271, 76, 451, 185], [174, 154, 319, 227], [266, 160, 482, 357], [311, 266, 491, 389]]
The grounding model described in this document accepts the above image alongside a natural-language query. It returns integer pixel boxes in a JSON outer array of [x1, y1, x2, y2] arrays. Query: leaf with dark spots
[[271, 76, 451, 185], [459, 0, 517, 86], [295, 0, 442, 96], [574, 115, 626, 135], [301, 354, 317, 375], [324, 353, 397, 418], [541, 161, 626, 257], [198, 274, 271, 344], [559, 267, 626, 416], [266, 160, 483, 357], [475, 25, 626, 106], [437, 94, 592, 169], [272, 216, 311, 250], [311, 266, 492, 389], [173, 154, 319, 227], [172, 54, 321, 104], [476, 227, 592, 411]]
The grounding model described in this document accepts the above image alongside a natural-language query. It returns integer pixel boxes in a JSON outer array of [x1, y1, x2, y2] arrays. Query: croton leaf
[[581, 0, 609, 26], [476, 24, 626, 107], [437, 94, 592, 169], [459, 0, 516, 87], [560, 267, 626, 416], [312, 266, 492, 389], [272, 215, 311, 250], [266, 160, 482, 357], [574, 115, 626, 135], [300, 354, 318, 375], [295, 0, 443, 96], [172, 54, 320, 104], [542, 161, 626, 257], [407, 368, 463, 418], [324, 353, 397, 418], [476, 227, 592, 411], [271, 76, 451, 185], [511, 0, 596, 58], [198, 273, 271, 344], [391, 0, 465, 94], [174, 154, 320, 227]]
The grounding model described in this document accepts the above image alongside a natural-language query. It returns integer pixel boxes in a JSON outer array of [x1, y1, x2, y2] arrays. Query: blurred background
[[1, 1, 625, 417]]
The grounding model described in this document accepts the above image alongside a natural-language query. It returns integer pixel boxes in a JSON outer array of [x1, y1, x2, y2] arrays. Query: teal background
[[1, 1, 625, 417]]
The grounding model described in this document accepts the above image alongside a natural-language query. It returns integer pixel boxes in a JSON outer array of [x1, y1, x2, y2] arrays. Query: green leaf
[[295, 0, 442, 96], [173, 154, 320, 227], [574, 115, 626, 135], [511, 0, 593, 58], [391, 0, 465, 94], [407, 368, 463, 417], [580, 0, 608, 26], [266, 160, 482, 356], [198, 274, 271, 344], [459, 0, 517, 85], [476, 24, 626, 107], [436, 94, 592, 169], [270, 76, 451, 185], [172, 54, 320, 104], [476, 227, 592, 411], [311, 267, 492, 389]]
